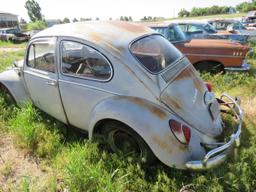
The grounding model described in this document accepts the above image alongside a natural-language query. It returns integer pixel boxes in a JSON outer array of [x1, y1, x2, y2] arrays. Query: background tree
[[124, 16, 129, 21], [63, 17, 70, 23], [128, 16, 133, 21], [178, 9, 190, 17], [96, 17, 100, 21], [72, 18, 78, 22], [20, 17, 27, 25], [57, 19, 62, 24], [25, 0, 43, 22], [140, 16, 154, 21], [236, 1, 256, 12]]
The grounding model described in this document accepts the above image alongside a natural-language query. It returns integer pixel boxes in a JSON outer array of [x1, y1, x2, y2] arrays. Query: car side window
[[178, 24, 187, 32], [61, 41, 112, 81], [187, 24, 203, 34], [27, 39, 56, 73]]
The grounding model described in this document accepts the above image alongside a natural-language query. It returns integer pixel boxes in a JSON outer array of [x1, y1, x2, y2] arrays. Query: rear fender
[[88, 96, 200, 169]]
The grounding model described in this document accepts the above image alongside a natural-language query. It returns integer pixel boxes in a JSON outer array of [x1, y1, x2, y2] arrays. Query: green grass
[[0, 50, 25, 72], [0, 44, 255, 191], [0, 41, 27, 48], [167, 13, 246, 21]]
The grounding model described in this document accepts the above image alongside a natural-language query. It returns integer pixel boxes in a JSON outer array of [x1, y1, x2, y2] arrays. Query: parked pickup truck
[[0, 28, 30, 43], [145, 22, 252, 73]]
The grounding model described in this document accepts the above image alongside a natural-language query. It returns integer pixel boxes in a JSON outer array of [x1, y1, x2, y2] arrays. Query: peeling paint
[[128, 97, 167, 119]]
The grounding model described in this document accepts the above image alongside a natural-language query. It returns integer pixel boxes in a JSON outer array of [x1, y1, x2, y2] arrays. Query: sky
[[1, 0, 251, 21]]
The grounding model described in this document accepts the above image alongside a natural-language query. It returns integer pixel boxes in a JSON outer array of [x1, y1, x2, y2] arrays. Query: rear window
[[130, 35, 182, 73]]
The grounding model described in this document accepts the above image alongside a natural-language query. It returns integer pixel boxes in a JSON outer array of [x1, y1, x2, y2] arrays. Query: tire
[[194, 61, 224, 74], [102, 121, 156, 165]]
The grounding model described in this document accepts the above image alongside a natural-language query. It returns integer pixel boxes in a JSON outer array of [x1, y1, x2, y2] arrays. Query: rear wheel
[[194, 61, 224, 74], [102, 121, 156, 165]]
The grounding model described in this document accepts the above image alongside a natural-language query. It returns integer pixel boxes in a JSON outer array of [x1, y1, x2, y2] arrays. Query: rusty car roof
[[32, 21, 155, 53]]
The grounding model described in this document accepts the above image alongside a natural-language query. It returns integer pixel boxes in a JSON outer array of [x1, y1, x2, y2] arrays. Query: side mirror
[[13, 61, 18, 67]]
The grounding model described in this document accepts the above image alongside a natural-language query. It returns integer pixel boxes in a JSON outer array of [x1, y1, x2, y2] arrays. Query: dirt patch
[[0, 134, 50, 191]]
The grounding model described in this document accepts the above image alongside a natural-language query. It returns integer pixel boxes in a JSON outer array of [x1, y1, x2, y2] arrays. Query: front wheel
[[102, 121, 156, 165], [0, 85, 15, 106]]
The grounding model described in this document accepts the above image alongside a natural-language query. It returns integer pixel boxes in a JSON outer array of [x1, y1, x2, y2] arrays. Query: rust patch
[[162, 94, 182, 110], [89, 32, 103, 42], [89, 32, 123, 55], [175, 66, 205, 94], [175, 66, 191, 81], [110, 21, 150, 34], [128, 98, 167, 119], [103, 41, 122, 55], [152, 136, 169, 149], [152, 135, 187, 154]]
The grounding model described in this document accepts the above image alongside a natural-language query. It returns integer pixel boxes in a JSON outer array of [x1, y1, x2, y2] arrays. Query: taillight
[[169, 120, 191, 145], [205, 82, 212, 92]]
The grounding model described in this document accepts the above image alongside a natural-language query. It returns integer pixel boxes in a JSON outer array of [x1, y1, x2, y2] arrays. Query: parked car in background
[[241, 11, 256, 29], [144, 22, 252, 73], [0, 28, 30, 42], [208, 19, 256, 41], [176, 21, 248, 44], [0, 21, 243, 170]]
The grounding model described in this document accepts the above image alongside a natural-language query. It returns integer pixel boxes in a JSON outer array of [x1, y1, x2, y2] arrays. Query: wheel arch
[[193, 60, 225, 72], [87, 96, 191, 169], [0, 69, 30, 105]]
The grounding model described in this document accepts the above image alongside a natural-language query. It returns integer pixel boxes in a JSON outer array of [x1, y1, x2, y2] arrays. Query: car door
[[23, 37, 67, 123], [57, 39, 114, 130]]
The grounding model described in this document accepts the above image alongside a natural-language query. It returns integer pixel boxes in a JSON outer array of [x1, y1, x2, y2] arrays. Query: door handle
[[46, 80, 57, 86]]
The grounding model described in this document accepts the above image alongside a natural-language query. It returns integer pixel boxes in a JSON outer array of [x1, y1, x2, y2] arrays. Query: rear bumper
[[185, 93, 243, 170]]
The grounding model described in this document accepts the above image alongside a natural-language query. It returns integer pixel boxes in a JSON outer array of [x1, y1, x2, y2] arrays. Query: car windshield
[[203, 24, 217, 33], [233, 21, 246, 30], [152, 25, 187, 42], [130, 35, 182, 73], [214, 21, 246, 30]]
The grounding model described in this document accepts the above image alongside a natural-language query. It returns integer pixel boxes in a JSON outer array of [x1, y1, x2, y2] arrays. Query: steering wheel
[[40, 53, 53, 63]]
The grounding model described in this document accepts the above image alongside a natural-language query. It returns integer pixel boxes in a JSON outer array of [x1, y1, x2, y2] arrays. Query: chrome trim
[[186, 93, 243, 170], [185, 53, 244, 58], [224, 62, 251, 72]]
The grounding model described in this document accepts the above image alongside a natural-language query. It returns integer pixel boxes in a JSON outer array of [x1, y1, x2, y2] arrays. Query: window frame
[[25, 37, 57, 73], [128, 33, 183, 75], [60, 40, 113, 82]]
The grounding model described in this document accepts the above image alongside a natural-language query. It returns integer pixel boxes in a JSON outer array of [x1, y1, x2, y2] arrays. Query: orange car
[[146, 22, 252, 72]]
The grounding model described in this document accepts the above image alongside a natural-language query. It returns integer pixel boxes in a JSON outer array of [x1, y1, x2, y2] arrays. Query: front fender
[[88, 96, 193, 169], [0, 69, 30, 104]]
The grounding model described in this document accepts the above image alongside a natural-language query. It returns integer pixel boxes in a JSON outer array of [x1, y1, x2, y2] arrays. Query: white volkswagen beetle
[[0, 21, 243, 170]]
